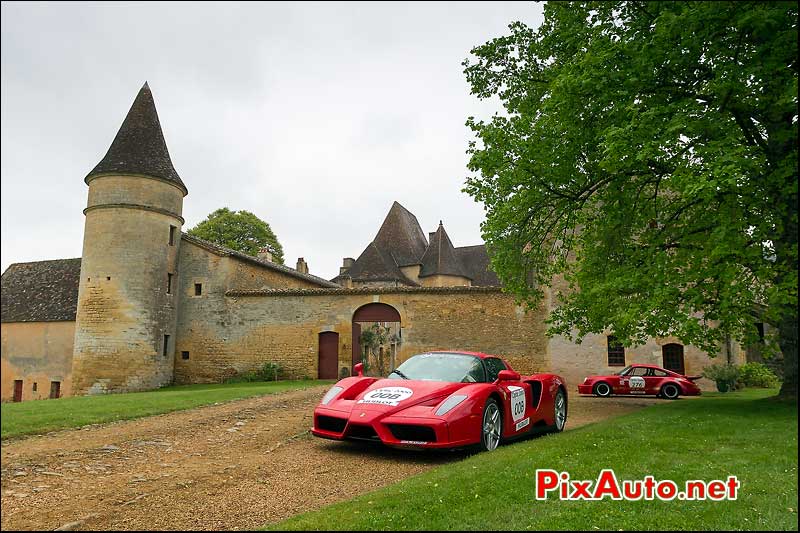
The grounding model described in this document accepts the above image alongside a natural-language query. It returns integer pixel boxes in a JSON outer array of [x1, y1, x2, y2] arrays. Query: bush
[[737, 362, 781, 388], [224, 362, 284, 383], [701, 363, 740, 392]]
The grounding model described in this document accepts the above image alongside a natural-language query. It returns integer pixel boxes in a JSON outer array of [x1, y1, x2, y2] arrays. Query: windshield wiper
[[390, 369, 410, 380]]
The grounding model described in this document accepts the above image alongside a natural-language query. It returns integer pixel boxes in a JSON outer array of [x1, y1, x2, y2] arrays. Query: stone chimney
[[296, 257, 309, 274], [339, 274, 353, 289], [257, 247, 273, 262], [339, 257, 355, 275]]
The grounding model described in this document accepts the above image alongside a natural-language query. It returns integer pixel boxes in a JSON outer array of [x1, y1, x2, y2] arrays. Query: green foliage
[[225, 362, 285, 383], [702, 363, 741, 392], [738, 362, 781, 388], [359, 323, 392, 376], [188, 207, 285, 263], [1, 380, 330, 439], [270, 389, 796, 531], [462, 2, 798, 395]]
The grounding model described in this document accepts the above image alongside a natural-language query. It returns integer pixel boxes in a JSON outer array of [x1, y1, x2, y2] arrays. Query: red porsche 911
[[312, 351, 568, 452], [577, 363, 702, 400]]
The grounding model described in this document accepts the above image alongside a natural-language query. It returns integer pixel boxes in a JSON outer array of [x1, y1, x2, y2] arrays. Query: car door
[[614, 366, 634, 394], [485, 357, 531, 435], [625, 366, 649, 394]]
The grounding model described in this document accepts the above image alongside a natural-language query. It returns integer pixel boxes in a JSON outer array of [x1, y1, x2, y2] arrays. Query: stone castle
[[1, 84, 751, 401]]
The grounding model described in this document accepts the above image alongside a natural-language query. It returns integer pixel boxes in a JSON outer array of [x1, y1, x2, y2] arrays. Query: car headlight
[[435, 394, 468, 416], [321, 386, 343, 405]]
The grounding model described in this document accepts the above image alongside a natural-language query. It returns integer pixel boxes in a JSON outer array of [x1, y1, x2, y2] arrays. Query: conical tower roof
[[342, 242, 415, 285], [372, 201, 428, 267], [419, 221, 470, 279], [86, 82, 187, 194]]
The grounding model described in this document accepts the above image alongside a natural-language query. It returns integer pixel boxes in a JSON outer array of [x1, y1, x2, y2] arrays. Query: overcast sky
[[1, 1, 544, 280]]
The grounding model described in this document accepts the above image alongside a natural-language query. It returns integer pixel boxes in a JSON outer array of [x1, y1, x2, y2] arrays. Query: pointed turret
[[419, 221, 470, 281], [86, 82, 187, 195], [372, 201, 428, 267]]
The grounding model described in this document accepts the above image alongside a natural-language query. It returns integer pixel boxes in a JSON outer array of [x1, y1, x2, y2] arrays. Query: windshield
[[388, 352, 486, 383], [614, 365, 632, 376]]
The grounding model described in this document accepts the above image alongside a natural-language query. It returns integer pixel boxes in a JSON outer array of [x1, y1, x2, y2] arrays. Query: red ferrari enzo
[[312, 351, 568, 452], [577, 364, 702, 400]]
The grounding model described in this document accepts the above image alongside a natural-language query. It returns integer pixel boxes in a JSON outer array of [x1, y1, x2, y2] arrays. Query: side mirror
[[497, 369, 521, 382], [354, 362, 364, 377]]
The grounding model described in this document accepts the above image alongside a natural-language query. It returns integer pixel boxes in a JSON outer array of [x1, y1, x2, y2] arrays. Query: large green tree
[[463, 1, 797, 397], [188, 208, 285, 264]]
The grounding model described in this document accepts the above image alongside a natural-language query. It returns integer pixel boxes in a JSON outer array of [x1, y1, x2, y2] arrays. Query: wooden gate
[[318, 332, 339, 380]]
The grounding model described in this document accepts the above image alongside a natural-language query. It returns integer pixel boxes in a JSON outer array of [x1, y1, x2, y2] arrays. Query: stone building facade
[[1, 84, 753, 401]]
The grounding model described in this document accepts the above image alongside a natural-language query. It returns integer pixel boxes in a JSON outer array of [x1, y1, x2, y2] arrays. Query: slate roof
[[1, 259, 82, 322], [337, 242, 417, 285], [86, 82, 187, 194], [419, 222, 470, 279], [373, 201, 428, 267], [455, 245, 501, 287], [333, 202, 502, 287], [181, 233, 339, 288]]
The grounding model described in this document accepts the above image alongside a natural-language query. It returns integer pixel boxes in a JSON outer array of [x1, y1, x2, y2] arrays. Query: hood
[[352, 379, 465, 413]]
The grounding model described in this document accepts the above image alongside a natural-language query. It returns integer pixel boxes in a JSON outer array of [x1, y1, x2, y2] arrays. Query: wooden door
[[318, 332, 339, 380], [13, 380, 23, 402], [662, 344, 686, 375], [49, 381, 61, 399]]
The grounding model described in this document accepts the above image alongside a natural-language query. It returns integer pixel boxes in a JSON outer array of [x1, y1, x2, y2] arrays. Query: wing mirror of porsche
[[497, 369, 521, 382], [354, 362, 364, 377]]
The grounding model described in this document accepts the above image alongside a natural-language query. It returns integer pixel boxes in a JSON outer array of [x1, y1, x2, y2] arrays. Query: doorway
[[662, 343, 686, 375], [352, 303, 401, 376], [318, 332, 339, 380], [13, 380, 23, 402]]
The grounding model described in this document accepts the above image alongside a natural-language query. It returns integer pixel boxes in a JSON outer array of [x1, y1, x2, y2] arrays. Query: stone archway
[[352, 303, 401, 376]]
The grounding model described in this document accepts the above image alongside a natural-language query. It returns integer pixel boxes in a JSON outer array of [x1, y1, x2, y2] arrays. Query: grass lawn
[[271, 389, 798, 531], [1, 380, 331, 439]]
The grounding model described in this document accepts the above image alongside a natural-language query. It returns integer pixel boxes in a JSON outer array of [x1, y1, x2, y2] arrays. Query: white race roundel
[[357, 387, 413, 406]]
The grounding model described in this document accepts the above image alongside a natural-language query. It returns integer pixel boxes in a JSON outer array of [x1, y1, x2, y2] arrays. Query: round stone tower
[[72, 82, 188, 394]]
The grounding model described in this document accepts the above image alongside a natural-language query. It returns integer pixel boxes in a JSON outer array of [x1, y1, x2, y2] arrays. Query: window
[[607, 336, 626, 366], [194, 283, 203, 296], [483, 358, 507, 382], [49, 381, 61, 399], [755, 323, 765, 343], [32, 382, 38, 392], [167, 273, 173, 294], [181, 351, 190, 360], [163, 334, 170, 357], [653, 369, 668, 377], [169, 225, 176, 246], [630, 366, 649, 376]]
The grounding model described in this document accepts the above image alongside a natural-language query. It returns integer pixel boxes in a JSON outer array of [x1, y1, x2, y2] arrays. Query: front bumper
[[312, 406, 475, 449], [577, 384, 594, 395]]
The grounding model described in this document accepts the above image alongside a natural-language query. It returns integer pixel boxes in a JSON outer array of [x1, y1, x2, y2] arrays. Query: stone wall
[[173, 241, 328, 383], [174, 287, 550, 384], [1, 321, 74, 401]]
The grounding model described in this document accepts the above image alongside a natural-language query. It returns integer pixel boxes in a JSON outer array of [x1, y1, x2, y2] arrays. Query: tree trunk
[[778, 314, 798, 399]]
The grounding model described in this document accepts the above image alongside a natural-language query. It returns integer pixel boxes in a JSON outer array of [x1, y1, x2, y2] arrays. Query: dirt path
[[1, 386, 667, 531]]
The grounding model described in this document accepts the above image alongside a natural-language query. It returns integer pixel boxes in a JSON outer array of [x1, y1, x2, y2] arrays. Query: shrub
[[224, 362, 284, 383], [737, 362, 781, 388], [701, 363, 740, 392]]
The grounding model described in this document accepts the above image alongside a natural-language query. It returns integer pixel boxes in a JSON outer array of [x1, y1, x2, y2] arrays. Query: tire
[[593, 382, 612, 398], [660, 383, 680, 400], [552, 388, 567, 433], [479, 398, 502, 452]]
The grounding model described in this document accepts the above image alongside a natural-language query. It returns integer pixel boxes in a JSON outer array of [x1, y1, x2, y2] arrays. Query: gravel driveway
[[1, 385, 666, 531]]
